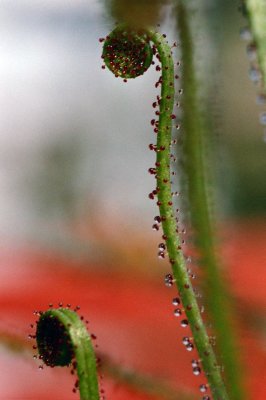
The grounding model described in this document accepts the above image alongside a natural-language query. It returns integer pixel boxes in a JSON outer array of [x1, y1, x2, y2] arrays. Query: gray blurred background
[[0, 0, 265, 257]]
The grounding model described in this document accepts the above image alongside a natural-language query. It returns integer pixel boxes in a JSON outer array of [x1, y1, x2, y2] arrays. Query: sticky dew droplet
[[182, 336, 190, 345], [172, 297, 180, 306], [164, 273, 174, 287], [154, 215, 161, 223], [193, 367, 201, 376], [158, 242, 166, 250], [191, 359, 199, 368], [152, 224, 159, 231], [148, 167, 157, 175], [174, 308, 182, 317], [180, 319, 189, 327], [199, 384, 208, 393], [158, 251, 165, 259], [186, 343, 194, 351]]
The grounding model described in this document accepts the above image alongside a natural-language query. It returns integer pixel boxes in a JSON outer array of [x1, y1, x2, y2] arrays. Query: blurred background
[[0, 0, 265, 399], [0, 0, 265, 249]]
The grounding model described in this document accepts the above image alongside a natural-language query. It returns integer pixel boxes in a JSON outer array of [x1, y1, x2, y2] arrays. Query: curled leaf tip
[[102, 26, 153, 79], [35, 307, 100, 400]]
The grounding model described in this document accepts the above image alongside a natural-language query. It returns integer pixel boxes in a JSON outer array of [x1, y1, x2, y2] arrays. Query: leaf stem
[[148, 30, 230, 400]]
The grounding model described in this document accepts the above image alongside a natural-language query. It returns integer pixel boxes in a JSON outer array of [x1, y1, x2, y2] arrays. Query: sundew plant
[[0, 1, 266, 400]]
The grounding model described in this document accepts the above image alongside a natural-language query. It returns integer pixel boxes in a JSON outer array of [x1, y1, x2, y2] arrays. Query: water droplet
[[158, 251, 165, 259], [202, 396, 210, 400], [186, 343, 194, 351], [158, 242, 166, 250], [182, 336, 190, 345], [260, 111, 266, 125], [246, 43, 257, 60], [174, 308, 182, 317], [172, 297, 180, 306], [193, 367, 201, 376], [38, 365, 44, 370], [181, 319, 188, 327], [152, 224, 159, 231], [191, 359, 199, 368], [249, 66, 261, 83], [164, 273, 174, 287], [240, 27, 252, 41], [199, 384, 208, 393]]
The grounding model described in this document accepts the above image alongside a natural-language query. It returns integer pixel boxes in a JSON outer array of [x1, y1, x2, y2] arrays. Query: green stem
[[245, 0, 266, 91], [36, 308, 99, 400], [176, 3, 245, 400], [147, 30, 229, 400], [102, 25, 229, 399]]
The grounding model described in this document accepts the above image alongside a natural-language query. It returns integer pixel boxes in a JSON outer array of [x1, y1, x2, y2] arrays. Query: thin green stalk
[[36, 308, 99, 400], [102, 25, 229, 400], [176, 3, 245, 400], [245, 0, 266, 90]]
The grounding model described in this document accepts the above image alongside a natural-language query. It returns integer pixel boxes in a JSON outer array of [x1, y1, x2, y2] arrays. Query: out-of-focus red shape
[[0, 219, 265, 399]]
